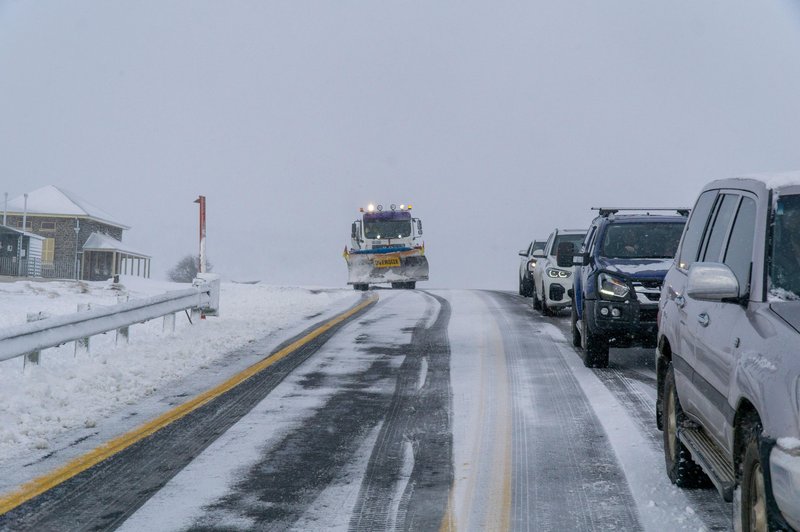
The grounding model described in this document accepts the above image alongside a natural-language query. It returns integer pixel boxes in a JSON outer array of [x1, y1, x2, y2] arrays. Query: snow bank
[[778, 437, 800, 452], [0, 277, 358, 463]]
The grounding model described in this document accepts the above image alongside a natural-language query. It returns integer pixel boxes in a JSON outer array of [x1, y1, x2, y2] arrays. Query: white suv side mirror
[[532, 250, 546, 259], [687, 262, 739, 301]]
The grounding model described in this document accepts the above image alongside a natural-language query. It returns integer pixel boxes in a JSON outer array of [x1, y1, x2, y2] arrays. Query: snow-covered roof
[[0, 225, 44, 241], [737, 171, 800, 189], [82, 232, 150, 258], [6, 186, 129, 229]]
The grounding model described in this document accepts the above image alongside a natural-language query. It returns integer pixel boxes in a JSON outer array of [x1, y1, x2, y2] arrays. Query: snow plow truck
[[344, 203, 429, 290]]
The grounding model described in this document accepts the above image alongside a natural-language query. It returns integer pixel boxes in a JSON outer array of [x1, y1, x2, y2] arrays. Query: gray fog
[[2, 1, 800, 289]]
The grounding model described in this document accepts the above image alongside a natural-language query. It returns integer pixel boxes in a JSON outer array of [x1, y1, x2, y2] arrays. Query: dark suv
[[566, 208, 687, 367]]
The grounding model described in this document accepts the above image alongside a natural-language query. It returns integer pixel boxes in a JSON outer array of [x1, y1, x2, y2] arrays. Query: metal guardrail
[[0, 274, 221, 364]]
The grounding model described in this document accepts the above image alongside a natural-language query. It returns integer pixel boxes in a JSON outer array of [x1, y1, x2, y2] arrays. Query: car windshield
[[551, 234, 585, 256], [600, 222, 685, 259], [364, 220, 412, 239], [769, 194, 800, 299]]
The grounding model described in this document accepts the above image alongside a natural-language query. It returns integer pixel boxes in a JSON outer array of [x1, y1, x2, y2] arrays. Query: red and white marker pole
[[194, 195, 207, 274]]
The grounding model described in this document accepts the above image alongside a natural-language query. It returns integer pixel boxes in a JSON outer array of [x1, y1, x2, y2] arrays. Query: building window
[[43, 238, 55, 265], [16, 220, 32, 231], [39, 221, 56, 232]]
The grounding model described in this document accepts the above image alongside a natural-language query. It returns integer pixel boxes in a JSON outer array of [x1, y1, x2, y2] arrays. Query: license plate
[[374, 256, 401, 268]]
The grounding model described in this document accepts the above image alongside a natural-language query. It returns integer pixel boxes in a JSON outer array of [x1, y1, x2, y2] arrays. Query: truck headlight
[[546, 268, 571, 279], [598, 273, 630, 300], [527, 259, 537, 272]]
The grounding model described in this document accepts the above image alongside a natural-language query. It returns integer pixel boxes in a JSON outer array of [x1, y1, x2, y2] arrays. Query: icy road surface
[[1, 289, 731, 531]]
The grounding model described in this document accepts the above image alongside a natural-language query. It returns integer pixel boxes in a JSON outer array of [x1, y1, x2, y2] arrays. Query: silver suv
[[656, 175, 800, 531]]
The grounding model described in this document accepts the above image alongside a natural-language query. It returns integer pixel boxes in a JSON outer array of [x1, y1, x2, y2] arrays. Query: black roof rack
[[591, 207, 691, 217]]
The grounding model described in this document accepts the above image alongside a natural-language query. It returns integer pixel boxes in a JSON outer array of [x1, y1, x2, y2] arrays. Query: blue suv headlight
[[598, 272, 630, 300]]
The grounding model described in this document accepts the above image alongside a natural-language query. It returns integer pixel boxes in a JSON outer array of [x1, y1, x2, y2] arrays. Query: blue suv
[[565, 208, 688, 367]]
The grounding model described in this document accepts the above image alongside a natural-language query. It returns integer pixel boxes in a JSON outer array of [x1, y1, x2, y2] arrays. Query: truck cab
[[351, 205, 423, 252], [345, 203, 428, 290]]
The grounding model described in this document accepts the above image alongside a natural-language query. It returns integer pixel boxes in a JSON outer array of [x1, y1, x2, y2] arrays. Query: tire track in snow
[[544, 303, 731, 531], [444, 290, 514, 532], [530, 298, 729, 531], [484, 291, 642, 531], [349, 291, 453, 532], [594, 368, 730, 531]]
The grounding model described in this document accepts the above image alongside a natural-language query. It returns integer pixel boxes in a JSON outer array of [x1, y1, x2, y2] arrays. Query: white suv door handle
[[675, 295, 685, 309], [698, 312, 709, 327]]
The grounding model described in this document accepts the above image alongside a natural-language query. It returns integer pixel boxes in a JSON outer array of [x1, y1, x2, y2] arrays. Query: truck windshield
[[600, 222, 685, 259], [364, 220, 412, 239], [770, 194, 800, 299]]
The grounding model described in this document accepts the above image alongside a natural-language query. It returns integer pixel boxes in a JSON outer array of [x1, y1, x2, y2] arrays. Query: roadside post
[[193, 195, 207, 275], [75, 303, 92, 356], [116, 295, 130, 345], [23, 312, 49, 368]]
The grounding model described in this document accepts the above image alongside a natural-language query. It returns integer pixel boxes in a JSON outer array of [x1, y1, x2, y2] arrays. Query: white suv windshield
[[770, 194, 800, 299], [552, 234, 585, 255]]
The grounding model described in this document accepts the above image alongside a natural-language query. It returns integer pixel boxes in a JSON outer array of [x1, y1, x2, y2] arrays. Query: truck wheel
[[663, 364, 709, 488], [532, 283, 541, 310], [737, 416, 769, 532], [519, 278, 524, 296], [582, 303, 609, 367], [570, 301, 581, 347]]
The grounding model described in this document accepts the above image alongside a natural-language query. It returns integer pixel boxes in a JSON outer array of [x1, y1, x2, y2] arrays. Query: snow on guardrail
[[0, 274, 221, 364]]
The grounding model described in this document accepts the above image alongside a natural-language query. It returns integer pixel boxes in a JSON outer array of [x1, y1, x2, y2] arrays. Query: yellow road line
[[440, 299, 512, 532], [439, 491, 456, 532], [0, 294, 378, 516], [486, 315, 512, 532]]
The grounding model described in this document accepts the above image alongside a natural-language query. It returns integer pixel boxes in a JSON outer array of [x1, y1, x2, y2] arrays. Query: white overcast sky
[[2, 1, 800, 289]]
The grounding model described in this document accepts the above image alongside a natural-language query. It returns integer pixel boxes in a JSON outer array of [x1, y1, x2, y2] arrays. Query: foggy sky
[[2, 1, 800, 290]]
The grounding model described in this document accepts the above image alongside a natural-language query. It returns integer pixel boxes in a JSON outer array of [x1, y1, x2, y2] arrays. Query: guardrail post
[[23, 312, 48, 369], [163, 313, 176, 333], [193, 273, 221, 316], [75, 303, 92, 356], [190, 308, 201, 323], [116, 295, 130, 345]]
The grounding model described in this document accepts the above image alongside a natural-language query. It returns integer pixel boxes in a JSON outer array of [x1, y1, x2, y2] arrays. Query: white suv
[[532, 229, 586, 316], [518, 240, 546, 297]]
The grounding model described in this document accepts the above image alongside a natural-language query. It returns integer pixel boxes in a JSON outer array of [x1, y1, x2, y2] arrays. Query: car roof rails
[[591, 207, 691, 217]]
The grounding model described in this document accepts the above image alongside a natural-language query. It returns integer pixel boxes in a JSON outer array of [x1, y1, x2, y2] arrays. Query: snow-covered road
[[446, 290, 728, 531], [0, 287, 732, 531]]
